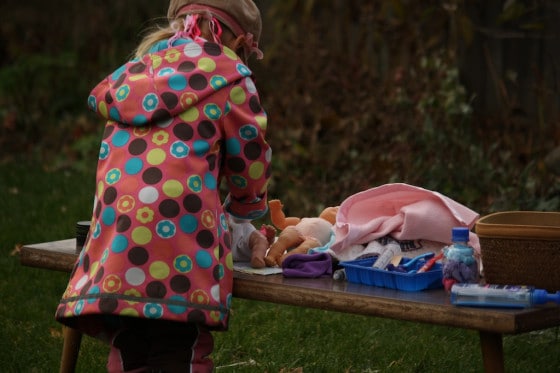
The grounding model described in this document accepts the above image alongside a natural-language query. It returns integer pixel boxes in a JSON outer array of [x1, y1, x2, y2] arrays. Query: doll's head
[[167, 0, 263, 61]]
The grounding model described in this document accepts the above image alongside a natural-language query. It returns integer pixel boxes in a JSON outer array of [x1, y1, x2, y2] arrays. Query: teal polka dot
[[193, 140, 210, 156], [144, 303, 163, 319], [168, 295, 187, 314], [204, 172, 217, 190], [102, 206, 116, 225], [179, 215, 198, 234], [195, 250, 213, 269], [111, 235, 128, 253], [204, 103, 222, 119], [111, 65, 126, 81], [225, 138, 241, 155], [112, 131, 130, 147], [86, 286, 100, 304], [88, 95, 97, 111], [132, 114, 148, 126], [169, 74, 187, 90], [210, 75, 227, 89], [109, 107, 121, 122], [125, 158, 143, 175]]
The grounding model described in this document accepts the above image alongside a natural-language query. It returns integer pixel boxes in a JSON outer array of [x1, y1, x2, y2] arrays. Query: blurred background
[[2, 0, 560, 217]]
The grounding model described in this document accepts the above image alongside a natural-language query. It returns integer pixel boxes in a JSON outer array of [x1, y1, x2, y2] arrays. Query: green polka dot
[[198, 57, 216, 72], [132, 226, 152, 245], [249, 162, 265, 179], [230, 86, 246, 105], [163, 180, 184, 198], [179, 107, 199, 122], [147, 148, 166, 165], [149, 261, 170, 280]]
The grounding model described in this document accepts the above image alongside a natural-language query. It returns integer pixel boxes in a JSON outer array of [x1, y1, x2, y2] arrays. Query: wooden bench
[[20, 239, 560, 373]]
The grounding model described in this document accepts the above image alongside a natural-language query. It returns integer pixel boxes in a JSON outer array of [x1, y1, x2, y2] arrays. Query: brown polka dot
[[116, 215, 131, 232], [206, 154, 217, 171], [113, 73, 126, 89], [197, 120, 216, 139], [178, 61, 196, 72], [170, 275, 191, 293], [196, 230, 214, 248], [203, 42, 222, 56], [151, 109, 171, 123], [161, 92, 178, 110], [99, 297, 118, 313], [189, 74, 208, 91], [227, 157, 246, 172], [94, 267, 105, 283], [105, 91, 114, 105], [102, 125, 115, 140], [142, 167, 163, 184], [159, 199, 180, 218], [146, 281, 167, 298], [103, 187, 118, 205], [128, 247, 149, 265], [173, 123, 194, 141], [183, 194, 202, 213], [249, 96, 261, 113], [128, 138, 147, 155], [187, 310, 205, 323], [95, 201, 102, 218], [243, 141, 262, 160], [128, 62, 146, 74], [82, 254, 90, 272]]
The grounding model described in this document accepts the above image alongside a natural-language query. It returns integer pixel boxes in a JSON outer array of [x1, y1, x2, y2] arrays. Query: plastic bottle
[[442, 227, 478, 290], [372, 241, 401, 269], [450, 283, 560, 308]]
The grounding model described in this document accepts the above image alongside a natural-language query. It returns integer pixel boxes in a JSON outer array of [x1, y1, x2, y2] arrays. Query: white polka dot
[[125, 268, 146, 286], [75, 275, 89, 290], [139, 186, 159, 204], [184, 43, 203, 58], [211, 284, 220, 301], [245, 77, 257, 94]]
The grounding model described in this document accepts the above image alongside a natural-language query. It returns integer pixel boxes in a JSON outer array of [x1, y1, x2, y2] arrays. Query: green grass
[[1, 160, 559, 372]]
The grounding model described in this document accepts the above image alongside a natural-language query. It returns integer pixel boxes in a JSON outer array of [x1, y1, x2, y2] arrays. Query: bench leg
[[60, 326, 82, 373], [479, 331, 504, 373]]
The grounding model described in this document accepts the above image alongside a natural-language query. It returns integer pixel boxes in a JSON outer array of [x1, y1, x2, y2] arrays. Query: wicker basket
[[475, 211, 560, 292]]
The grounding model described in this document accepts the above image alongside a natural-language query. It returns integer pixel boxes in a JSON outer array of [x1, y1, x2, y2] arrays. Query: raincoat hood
[[88, 38, 252, 126]]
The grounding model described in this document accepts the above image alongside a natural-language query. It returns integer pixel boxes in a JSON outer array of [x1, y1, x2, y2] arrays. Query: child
[[55, 1, 270, 371]]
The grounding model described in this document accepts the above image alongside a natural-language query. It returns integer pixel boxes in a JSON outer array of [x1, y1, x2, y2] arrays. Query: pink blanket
[[330, 184, 480, 256]]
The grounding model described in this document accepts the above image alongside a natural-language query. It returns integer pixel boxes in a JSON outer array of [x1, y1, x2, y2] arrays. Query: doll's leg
[[279, 237, 321, 264], [248, 230, 269, 268], [264, 226, 303, 267]]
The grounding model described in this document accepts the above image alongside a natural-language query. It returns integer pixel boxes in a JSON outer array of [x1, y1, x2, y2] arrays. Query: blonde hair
[[133, 20, 182, 59]]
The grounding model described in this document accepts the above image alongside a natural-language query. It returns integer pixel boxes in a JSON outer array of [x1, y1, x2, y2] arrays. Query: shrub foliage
[[1, 0, 559, 216]]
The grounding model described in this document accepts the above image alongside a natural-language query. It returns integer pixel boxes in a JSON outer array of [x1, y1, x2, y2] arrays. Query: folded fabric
[[282, 252, 333, 278], [330, 183, 480, 259]]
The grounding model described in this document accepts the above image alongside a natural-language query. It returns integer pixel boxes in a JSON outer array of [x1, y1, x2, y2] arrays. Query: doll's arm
[[269, 199, 301, 230]]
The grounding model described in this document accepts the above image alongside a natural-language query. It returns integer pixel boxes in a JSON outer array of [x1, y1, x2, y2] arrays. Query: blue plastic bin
[[340, 257, 443, 291]]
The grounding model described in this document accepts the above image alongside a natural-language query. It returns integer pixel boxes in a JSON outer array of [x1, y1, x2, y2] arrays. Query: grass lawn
[[1, 160, 559, 372]]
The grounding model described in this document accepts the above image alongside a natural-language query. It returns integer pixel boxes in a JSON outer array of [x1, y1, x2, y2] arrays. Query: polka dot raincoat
[[56, 37, 271, 339]]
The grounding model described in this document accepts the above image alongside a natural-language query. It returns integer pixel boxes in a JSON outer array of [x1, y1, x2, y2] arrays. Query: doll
[[228, 216, 276, 268], [264, 199, 338, 267]]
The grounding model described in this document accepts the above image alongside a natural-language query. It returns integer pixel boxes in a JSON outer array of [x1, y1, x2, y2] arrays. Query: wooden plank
[[19, 240, 560, 335]]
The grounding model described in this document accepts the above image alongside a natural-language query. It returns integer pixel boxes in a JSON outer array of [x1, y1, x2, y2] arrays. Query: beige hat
[[168, 0, 262, 44]]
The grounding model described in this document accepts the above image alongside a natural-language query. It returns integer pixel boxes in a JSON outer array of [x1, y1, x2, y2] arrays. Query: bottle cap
[[532, 289, 560, 305], [451, 227, 469, 242]]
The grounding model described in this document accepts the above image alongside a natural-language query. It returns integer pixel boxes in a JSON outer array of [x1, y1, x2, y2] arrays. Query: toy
[[228, 216, 276, 268], [264, 199, 338, 267]]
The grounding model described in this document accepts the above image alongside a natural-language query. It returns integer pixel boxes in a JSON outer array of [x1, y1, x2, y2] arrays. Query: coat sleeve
[[221, 77, 271, 220]]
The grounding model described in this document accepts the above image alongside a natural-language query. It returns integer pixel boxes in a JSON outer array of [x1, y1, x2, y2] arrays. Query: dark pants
[[106, 319, 214, 373]]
